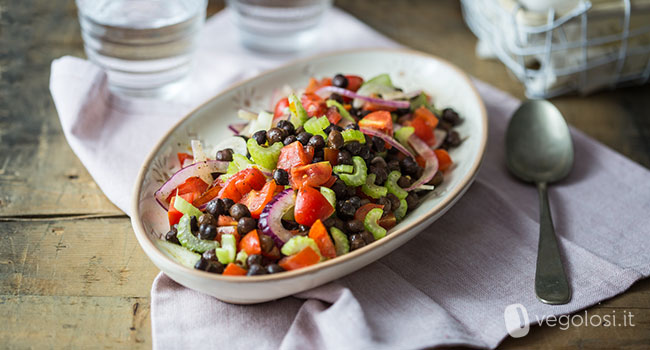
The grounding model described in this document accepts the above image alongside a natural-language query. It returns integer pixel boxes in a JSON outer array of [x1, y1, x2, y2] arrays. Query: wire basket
[[461, 0, 650, 98]]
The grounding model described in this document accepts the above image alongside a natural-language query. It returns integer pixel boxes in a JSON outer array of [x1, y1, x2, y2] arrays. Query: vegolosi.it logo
[[504, 304, 530, 338]]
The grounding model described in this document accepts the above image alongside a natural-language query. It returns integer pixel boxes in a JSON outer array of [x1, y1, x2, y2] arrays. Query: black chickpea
[[216, 148, 234, 162], [252, 130, 267, 145], [237, 217, 257, 235], [273, 168, 289, 186], [267, 127, 286, 144], [229, 203, 251, 220]]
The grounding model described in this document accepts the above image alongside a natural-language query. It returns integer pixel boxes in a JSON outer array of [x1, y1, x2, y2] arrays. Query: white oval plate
[[131, 48, 487, 304]]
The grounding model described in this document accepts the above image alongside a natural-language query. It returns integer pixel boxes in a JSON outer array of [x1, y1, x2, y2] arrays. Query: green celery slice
[[336, 156, 367, 187], [281, 236, 322, 259], [326, 99, 355, 121], [247, 138, 283, 170], [394, 199, 408, 222], [364, 208, 387, 240], [362, 173, 388, 199], [235, 250, 248, 268], [155, 239, 201, 269], [173, 196, 203, 219], [176, 214, 219, 253], [333, 164, 354, 174], [341, 129, 366, 144], [304, 116, 330, 138], [288, 93, 309, 128], [216, 233, 236, 264], [320, 187, 336, 209], [394, 126, 414, 147], [386, 170, 408, 200], [364, 73, 393, 87], [330, 227, 350, 256]]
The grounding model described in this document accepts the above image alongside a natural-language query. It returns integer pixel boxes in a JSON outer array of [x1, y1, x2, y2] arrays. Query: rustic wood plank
[[0, 219, 159, 298]]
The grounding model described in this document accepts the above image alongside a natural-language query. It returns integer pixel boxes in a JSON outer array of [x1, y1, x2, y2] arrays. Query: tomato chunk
[[409, 116, 435, 146], [294, 186, 334, 226], [362, 100, 397, 112], [278, 246, 321, 271], [223, 263, 247, 276], [325, 106, 342, 124], [274, 97, 290, 119], [434, 149, 453, 171], [359, 110, 393, 135], [301, 93, 327, 118], [277, 141, 312, 171], [354, 203, 384, 222], [290, 162, 332, 189], [323, 148, 339, 166], [414, 106, 439, 129], [305, 77, 332, 94], [166, 176, 209, 203], [177, 152, 193, 168], [167, 193, 198, 226], [240, 180, 278, 218], [218, 168, 266, 202], [308, 219, 336, 259], [239, 230, 262, 256], [345, 75, 364, 92]]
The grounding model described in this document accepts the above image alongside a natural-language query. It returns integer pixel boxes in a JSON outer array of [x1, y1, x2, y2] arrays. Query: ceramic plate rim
[[130, 47, 488, 284]]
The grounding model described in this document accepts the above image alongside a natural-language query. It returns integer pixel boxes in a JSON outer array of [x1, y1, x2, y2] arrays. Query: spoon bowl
[[506, 99, 574, 305]]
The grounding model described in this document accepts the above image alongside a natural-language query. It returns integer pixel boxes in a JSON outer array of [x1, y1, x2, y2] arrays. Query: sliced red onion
[[405, 134, 439, 191], [359, 127, 415, 159], [432, 129, 447, 150], [154, 160, 229, 211], [228, 122, 248, 135], [316, 86, 410, 109], [258, 189, 296, 248]]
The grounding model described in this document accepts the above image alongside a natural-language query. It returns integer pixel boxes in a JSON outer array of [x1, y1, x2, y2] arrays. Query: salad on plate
[[154, 73, 464, 276]]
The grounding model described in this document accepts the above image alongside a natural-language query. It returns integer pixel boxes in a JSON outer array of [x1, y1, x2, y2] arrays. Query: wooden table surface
[[1, 0, 649, 348]]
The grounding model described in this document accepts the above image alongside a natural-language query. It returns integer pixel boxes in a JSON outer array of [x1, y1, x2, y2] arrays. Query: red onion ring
[[154, 160, 229, 211], [257, 189, 296, 247], [316, 86, 410, 109], [228, 123, 248, 135], [405, 134, 439, 191], [432, 129, 447, 150], [359, 127, 415, 159]]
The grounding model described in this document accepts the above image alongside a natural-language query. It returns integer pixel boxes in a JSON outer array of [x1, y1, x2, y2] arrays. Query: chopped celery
[[247, 138, 283, 170], [221, 153, 254, 181], [288, 93, 309, 128], [281, 236, 322, 259], [364, 73, 393, 87], [155, 239, 201, 269], [330, 227, 350, 256], [320, 187, 336, 209], [248, 111, 274, 135], [341, 129, 366, 144], [326, 99, 355, 122], [394, 199, 408, 221], [235, 250, 248, 268], [362, 173, 388, 199], [410, 92, 435, 111], [176, 214, 219, 253], [394, 126, 414, 147], [336, 156, 367, 187], [386, 170, 408, 200], [216, 234, 236, 264], [304, 116, 330, 138], [364, 208, 387, 240], [333, 164, 354, 174], [173, 196, 203, 219]]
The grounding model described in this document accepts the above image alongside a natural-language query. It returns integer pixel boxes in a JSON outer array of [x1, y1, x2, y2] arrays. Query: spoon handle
[[535, 182, 571, 304]]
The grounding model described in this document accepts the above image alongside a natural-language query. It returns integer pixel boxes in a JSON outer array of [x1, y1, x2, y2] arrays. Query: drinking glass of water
[[76, 0, 207, 96], [226, 0, 333, 53]]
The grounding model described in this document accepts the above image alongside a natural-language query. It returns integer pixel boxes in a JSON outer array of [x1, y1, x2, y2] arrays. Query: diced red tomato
[[167, 193, 198, 226], [378, 212, 397, 230], [414, 106, 439, 129], [239, 230, 262, 256], [409, 116, 435, 146], [217, 216, 238, 226], [301, 93, 327, 118], [305, 77, 332, 94], [415, 155, 426, 168], [308, 219, 336, 259], [223, 263, 247, 276], [323, 148, 339, 166], [325, 106, 342, 124], [434, 149, 453, 171], [274, 97, 290, 119], [166, 176, 209, 203], [277, 141, 312, 172], [359, 111, 393, 135], [192, 184, 222, 208], [304, 145, 315, 163], [177, 152, 193, 168], [218, 168, 266, 202], [278, 246, 321, 271], [345, 75, 364, 92], [290, 162, 332, 189], [240, 180, 278, 218], [323, 175, 337, 188], [362, 100, 397, 112], [294, 186, 334, 226], [354, 203, 384, 222]]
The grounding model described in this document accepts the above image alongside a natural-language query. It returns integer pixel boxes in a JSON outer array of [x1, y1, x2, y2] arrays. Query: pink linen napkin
[[50, 7, 650, 350]]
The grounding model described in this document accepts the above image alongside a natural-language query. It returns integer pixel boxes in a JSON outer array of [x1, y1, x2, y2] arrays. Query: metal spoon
[[506, 99, 573, 305]]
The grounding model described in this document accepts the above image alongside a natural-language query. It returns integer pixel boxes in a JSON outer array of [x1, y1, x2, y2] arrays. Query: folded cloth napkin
[[50, 7, 650, 350]]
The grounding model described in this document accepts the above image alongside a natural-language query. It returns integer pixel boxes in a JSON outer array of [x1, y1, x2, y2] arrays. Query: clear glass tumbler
[[226, 0, 333, 53], [76, 0, 207, 96]]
